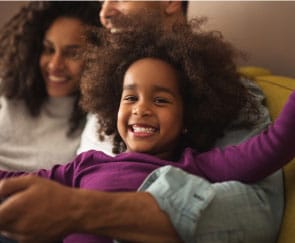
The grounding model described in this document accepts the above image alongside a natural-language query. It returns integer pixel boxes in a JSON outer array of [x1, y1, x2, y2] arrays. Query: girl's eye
[[123, 95, 137, 102], [154, 97, 169, 104]]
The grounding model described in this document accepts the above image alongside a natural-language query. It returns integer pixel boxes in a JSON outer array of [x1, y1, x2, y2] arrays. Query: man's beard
[[105, 9, 165, 34], [84, 9, 167, 50]]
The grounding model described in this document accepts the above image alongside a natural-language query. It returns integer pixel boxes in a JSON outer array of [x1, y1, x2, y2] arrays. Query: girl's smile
[[128, 124, 159, 137], [117, 57, 184, 160]]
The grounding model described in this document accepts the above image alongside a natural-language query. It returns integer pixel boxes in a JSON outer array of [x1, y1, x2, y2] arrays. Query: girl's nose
[[132, 103, 152, 117]]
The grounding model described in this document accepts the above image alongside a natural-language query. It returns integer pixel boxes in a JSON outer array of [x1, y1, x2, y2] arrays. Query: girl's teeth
[[132, 126, 156, 133]]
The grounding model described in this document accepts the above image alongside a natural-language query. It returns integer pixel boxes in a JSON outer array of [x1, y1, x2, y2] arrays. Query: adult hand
[[0, 175, 80, 242], [0, 175, 180, 243]]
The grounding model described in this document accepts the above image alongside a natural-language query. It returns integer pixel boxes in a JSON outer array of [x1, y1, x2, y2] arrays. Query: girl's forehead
[[126, 57, 178, 79], [123, 58, 181, 94]]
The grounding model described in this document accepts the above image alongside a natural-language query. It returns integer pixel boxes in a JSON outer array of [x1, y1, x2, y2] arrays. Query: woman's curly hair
[[81, 18, 259, 154], [0, 1, 102, 135]]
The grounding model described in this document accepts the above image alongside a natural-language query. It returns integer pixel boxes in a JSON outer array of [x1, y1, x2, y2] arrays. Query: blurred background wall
[[0, 1, 294, 77], [189, 1, 295, 78], [0, 1, 25, 26]]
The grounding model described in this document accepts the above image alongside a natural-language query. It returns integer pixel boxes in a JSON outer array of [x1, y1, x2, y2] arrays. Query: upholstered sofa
[[239, 66, 295, 243]]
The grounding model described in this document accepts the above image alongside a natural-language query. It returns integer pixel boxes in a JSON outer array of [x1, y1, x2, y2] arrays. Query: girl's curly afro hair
[[81, 18, 259, 154]]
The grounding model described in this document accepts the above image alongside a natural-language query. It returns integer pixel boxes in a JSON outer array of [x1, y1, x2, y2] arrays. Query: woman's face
[[117, 58, 184, 160], [39, 17, 86, 97]]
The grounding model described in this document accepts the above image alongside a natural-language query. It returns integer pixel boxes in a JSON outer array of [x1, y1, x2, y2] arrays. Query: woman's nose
[[48, 54, 65, 72]]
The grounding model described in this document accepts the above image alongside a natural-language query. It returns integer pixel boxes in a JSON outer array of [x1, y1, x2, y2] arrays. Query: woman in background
[[0, 2, 101, 171]]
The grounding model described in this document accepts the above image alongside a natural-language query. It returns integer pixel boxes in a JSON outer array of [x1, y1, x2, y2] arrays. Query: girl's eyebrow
[[154, 85, 177, 97], [123, 84, 136, 90], [123, 83, 178, 98]]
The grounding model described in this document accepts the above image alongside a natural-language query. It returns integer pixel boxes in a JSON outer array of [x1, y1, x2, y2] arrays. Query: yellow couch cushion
[[254, 75, 295, 243], [255, 75, 295, 118], [238, 66, 272, 79]]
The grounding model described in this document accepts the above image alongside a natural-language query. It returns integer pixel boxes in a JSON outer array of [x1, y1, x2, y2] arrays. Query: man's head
[[99, 1, 188, 33]]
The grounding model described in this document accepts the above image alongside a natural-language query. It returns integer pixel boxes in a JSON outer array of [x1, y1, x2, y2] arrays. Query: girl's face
[[39, 17, 86, 97], [117, 58, 184, 160]]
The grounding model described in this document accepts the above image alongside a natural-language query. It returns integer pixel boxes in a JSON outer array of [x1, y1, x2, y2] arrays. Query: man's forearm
[[0, 176, 180, 242], [76, 190, 181, 242]]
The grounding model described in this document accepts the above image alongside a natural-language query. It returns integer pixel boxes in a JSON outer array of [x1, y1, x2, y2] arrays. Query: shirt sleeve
[[138, 165, 215, 243], [196, 90, 295, 183], [139, 166, 283, 243]]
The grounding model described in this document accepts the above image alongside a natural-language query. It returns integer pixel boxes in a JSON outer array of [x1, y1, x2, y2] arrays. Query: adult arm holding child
[[0, 176, 180, 242], [0, 170, 282, 243]]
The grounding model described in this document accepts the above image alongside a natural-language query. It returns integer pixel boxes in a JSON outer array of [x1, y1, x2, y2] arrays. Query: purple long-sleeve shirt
[[1, 91, 295, 243]]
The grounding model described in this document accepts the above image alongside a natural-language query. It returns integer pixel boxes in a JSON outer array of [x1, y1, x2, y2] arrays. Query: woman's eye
[[42, 45, 54, 55], [63, 49, 82, 59]]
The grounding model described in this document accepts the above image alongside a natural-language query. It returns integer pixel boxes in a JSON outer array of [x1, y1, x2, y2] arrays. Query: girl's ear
[[164, 1, 182, 16]]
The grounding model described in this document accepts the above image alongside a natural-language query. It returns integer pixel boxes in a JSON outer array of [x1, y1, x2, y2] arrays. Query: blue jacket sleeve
[[140, 166, 283, 243]]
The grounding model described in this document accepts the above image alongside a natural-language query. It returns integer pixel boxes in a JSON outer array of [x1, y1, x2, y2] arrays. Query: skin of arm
[[0, 170, 282, 243], [0, 175, 181, 243]]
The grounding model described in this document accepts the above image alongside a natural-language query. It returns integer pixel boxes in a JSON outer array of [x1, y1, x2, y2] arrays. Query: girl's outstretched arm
[[0, 152, 92, 187], [197, 90, 295, 182]]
